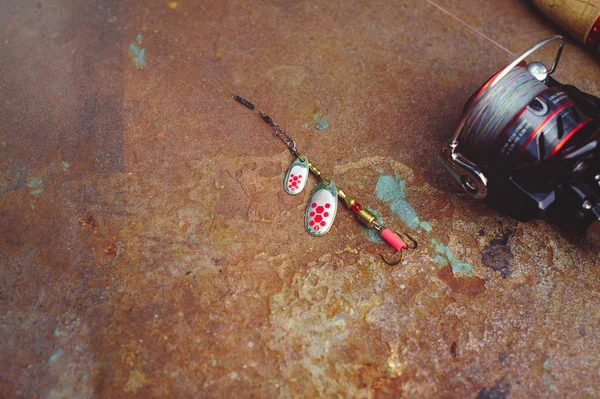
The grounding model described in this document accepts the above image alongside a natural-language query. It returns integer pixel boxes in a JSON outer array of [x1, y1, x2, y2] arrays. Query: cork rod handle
[[532, 0, 600, 53]]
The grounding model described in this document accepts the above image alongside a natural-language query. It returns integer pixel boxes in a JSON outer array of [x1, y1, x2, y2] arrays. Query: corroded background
[[1, 0, 599, 397]]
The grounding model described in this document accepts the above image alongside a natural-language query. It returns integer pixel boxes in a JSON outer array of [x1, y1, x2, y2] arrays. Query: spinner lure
[[233, 95, 417, 264]]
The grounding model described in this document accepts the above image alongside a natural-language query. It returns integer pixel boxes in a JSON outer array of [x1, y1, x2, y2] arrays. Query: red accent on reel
[[548, 118, 593, 158], [516, 100, 575, 157], [486, 87, 593, 166]]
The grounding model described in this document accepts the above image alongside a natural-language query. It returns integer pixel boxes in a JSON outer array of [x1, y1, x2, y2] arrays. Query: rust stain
[[104, 237, 118, 257], [373, 375, 407, 398], [437, 265, 486, 297], [79, 212, 98, 232], [2, 0, 600, 397], [450, 341, 458, 360], [546, 244, 555, 268]]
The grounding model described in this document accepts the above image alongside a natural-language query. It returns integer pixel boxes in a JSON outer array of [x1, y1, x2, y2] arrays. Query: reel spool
[[440, 36, 600, 234]]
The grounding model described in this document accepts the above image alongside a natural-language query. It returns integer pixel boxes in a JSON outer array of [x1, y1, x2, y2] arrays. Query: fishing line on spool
[[460, 66, 548, 161]]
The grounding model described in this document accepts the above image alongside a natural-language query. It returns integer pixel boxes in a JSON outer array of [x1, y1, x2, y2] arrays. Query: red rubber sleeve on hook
[[381, 229, 407, 251]]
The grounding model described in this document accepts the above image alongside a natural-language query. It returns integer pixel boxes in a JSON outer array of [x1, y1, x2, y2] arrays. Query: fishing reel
[[440, 36, 600, 235]]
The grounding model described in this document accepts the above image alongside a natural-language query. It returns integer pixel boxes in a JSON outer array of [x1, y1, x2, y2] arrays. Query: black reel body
[[440, 37, 600, 235], [467, 74, 600, 226]]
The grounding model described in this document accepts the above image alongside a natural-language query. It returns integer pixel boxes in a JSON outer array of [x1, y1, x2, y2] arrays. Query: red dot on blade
[[312, 203, 317, 208], [310, 212, 315, 217], [315, 215, 323, 222], [314, 226, 319, 231], [290, 174, 294, 177], [320, 221, 326, 226], [310, 221, 314, 226], [325, 203, 331, 208], [324, 212, 329, 217], [316, 206, 324, 213]]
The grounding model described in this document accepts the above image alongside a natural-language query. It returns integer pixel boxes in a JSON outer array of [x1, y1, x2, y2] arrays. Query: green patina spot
[[61, 161, 70, 170], [48, 348, 62, 364], [313, 113, 329, 130], [31, 188, 43, 196], [375, 174, 422, 231], [53, 328, 61, 337], [420, 221, 432, 232], [26, 178, 43, 188], [431, 238, 474, 276], [543, 359, 552, 370], [434, 255, 448, 266], [129, 36, 146, 70]]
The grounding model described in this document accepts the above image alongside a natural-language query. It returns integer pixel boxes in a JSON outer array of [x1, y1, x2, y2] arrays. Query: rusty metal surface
[[1, 0, 599, 397]]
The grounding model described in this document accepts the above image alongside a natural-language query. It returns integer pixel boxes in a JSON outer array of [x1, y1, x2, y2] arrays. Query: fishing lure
[[233, 95, 417, 264]]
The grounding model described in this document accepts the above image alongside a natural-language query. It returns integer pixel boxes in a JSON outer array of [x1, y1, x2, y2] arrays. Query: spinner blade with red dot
[[306, 179, 338, 236], [284, 156, 309, 195]]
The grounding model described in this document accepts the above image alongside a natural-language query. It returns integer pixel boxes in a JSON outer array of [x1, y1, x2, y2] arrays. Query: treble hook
[[380, 230, 418, 265]]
